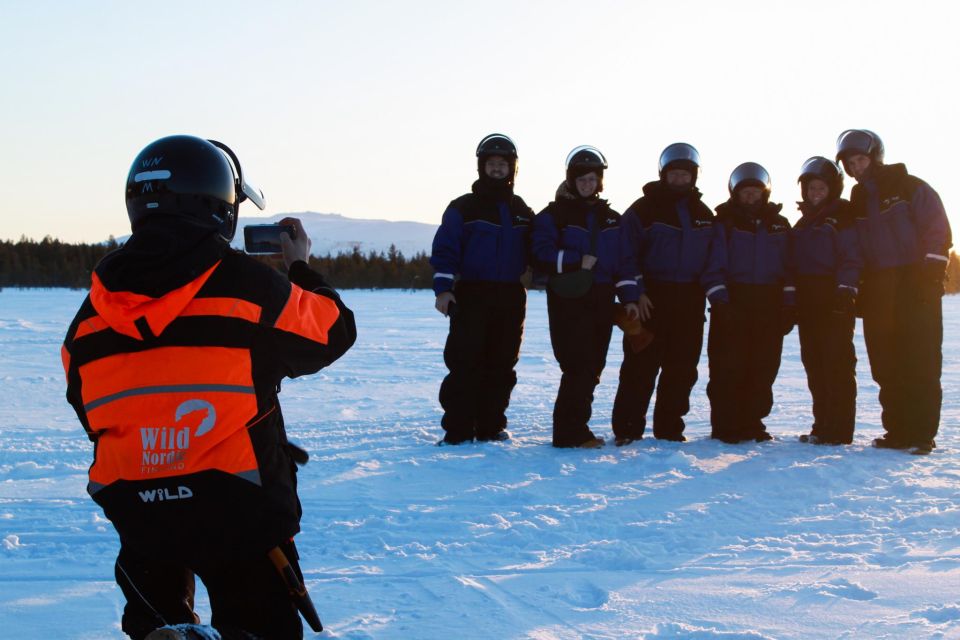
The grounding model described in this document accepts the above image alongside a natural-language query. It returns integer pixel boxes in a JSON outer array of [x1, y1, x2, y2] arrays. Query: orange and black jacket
[[62, 222, 357, 548]]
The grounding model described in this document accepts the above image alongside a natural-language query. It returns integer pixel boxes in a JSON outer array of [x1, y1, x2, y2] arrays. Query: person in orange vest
[[62, 135, 357, 639]]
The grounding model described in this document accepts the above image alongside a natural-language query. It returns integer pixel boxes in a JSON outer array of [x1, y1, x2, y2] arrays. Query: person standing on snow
[[532, 146, 640, 448], [707, 162, 794, 444], [429, 134, 534, 445], [611, 143, 725, 446], [790, 157, 861, 445], [62, 135, 357, 640], [836, 129, 951, 455]]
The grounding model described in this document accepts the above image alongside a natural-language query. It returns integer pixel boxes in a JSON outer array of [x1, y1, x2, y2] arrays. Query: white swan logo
[[175, 399, 217, 437]]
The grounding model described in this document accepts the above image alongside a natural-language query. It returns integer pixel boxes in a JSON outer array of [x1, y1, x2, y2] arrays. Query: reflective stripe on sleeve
[[706, 285, 726, 297]]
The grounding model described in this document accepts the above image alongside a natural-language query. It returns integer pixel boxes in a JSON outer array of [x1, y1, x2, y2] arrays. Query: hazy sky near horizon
[[2, 0, 958, 243]]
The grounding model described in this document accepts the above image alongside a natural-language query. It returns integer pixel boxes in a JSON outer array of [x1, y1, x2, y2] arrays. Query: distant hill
[[231, 212, 437, 257]]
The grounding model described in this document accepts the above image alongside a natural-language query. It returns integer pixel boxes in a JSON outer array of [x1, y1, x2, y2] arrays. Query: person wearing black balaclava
[[707, 162, 794, 444], [430, 134, 534, 445], [612, 143, 725, 445], [532, 146, 639, 448]]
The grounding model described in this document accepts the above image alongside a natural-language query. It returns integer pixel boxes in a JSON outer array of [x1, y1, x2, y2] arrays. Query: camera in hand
[[244, 224, 295, 255]]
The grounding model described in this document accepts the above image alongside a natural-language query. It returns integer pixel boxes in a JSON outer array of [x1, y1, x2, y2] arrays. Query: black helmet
[[658, 142, 701, 184], [476, 133, 518, 160], [835, 129, 884, 173], [728, 162, 771, 199], [125, 135, 265, 241], [565, 145, 608, 193], [476, 133, 518, 186], [798, 156, 844, 202]]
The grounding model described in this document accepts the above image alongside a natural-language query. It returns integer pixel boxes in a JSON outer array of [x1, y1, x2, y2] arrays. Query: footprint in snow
[[544, 579, 608, 609], [783, 577, 878, 602], [911, 604, 960, 624]]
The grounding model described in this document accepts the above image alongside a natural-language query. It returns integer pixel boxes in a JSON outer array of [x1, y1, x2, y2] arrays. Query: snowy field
[[1, 287, 959, 640]]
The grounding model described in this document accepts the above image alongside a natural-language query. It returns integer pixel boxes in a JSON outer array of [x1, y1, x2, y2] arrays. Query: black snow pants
[[546, 284, 616, 446], [115, 537, 304, 640], [860, 265, 943, 445], [796, 276, 857, 443], [439, 281, 526, 442], [612, 281, 705, 440], [707, 284, 785, 442]]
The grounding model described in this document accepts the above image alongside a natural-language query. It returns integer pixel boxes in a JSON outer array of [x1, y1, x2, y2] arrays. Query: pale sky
[[2, 0, 958, 243]]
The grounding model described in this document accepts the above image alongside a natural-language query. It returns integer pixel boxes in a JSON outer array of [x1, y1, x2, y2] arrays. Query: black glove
[[781, 305, 797, 336], [918, 260, 946, 304], [286, 441, 310, 466], [832, 288, 857, 317]]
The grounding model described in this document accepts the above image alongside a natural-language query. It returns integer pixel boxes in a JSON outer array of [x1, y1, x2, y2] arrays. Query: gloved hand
[[781, 305, 797, 336], [918, 260, 946, 304], [832, 288, 857, 317], [613, 306, 654, 353]]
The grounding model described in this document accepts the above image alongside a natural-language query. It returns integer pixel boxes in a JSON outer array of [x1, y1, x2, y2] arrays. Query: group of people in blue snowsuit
[[430, 130, 951, 455]]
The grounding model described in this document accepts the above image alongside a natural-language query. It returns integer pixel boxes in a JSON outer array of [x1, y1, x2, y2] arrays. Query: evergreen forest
[[2, 236, 959, 294]]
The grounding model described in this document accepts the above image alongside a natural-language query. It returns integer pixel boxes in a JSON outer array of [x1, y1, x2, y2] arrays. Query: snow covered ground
[[1, 288, 959, 639]]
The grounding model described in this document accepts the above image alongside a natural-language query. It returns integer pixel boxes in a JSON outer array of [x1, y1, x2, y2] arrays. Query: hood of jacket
[[715, 199, 784, 222], [641, 180, 704, 204], [90, 218, 229, 340]]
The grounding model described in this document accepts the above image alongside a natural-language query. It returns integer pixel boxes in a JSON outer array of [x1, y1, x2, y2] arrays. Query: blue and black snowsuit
[[532, 185, 639, 447], [612, 181, 724, 441], [429, 179, 534, 443], [707, 199, 792, 443], [850, 163, 951, 447], [790, 197, 861, 444]]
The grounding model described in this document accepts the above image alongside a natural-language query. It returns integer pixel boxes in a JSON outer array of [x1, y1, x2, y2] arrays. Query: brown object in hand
[[612, 307, 655, 353], [268, 546, 323, 632]]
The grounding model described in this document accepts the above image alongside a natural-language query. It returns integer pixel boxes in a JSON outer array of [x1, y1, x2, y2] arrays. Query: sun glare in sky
[[1, 0, 958, 243]]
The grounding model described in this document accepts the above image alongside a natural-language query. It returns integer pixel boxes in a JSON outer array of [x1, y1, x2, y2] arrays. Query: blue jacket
[[622, 181, 725, 298], [532, 189, 639, 304], [714, 200, 793, 305], [430, 180, 534, 295], [849, 163, 951, 274], [789, 198, 862, 293]]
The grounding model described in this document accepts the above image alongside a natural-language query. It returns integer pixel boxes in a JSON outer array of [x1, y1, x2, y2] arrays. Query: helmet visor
[[565, 145, 608, 170], [476, 133, 518, 159], [729, 162, 771, 193], [836, 129, 875, 160], [209, 140, 266, 210], [659, 143, 700, 173]]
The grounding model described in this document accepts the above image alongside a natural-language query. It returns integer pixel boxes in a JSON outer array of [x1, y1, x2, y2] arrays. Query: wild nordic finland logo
[[139, 399, 216, 474]]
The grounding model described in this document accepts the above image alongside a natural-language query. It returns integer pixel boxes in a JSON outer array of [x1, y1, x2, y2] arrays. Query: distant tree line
[[2, 236, 960, 294], [0, 236, 121, 288], [0, 237, 434, 290]]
